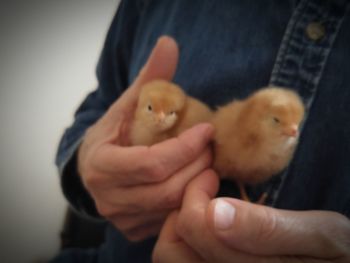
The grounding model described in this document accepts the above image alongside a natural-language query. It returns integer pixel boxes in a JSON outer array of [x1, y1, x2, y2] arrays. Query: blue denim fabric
[[54, 0, 350, 262]]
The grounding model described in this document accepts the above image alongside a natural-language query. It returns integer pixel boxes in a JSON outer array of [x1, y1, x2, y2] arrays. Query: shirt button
[[306, 22, 326, 41]]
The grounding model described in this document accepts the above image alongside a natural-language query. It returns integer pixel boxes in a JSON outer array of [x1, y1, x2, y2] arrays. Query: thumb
[[132, 36, 179, 90], [207, 198, 350, 259]]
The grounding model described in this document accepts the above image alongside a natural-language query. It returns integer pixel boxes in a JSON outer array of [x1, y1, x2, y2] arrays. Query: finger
[[158, 211, 182, 242], [110, 147, 212, 213], [176, 170, 220, 260], [181, 169, 219, 212], [106, 36, 179, 120], [94, 123, 214, 186], [131, 36, 179, 92], [153, 211, 204, 263], [177, 171, 272, 263], [98, 148, 211, 214], [207, 198, 350, 259], [147, 123, 214, 181]]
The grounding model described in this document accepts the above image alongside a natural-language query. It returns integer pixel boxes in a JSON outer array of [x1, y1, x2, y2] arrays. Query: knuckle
[[146, 158, 168, 182], [160, 188, 183, 209], [95, 202, 115, 218], [111, 219, 134, 233], [82, 157, 105, 188], [179, 138, 197, 160], [83, 172, 100, 189], [255, 208, 278, 243], [95, 204, 109, 217]]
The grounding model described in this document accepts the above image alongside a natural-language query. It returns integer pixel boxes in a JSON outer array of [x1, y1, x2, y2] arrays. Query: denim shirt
[[55, 0, 350, 262]]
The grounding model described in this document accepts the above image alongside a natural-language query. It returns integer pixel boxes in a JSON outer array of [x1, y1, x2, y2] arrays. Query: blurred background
[[0, 1, 120, 262]]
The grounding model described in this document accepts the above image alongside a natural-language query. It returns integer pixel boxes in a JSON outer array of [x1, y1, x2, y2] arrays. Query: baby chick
[[211, 86, 305, 203], [130, 79, 213, 146]]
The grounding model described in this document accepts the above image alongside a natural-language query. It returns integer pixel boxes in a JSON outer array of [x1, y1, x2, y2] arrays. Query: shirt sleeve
[[55, 0, 143, 218]]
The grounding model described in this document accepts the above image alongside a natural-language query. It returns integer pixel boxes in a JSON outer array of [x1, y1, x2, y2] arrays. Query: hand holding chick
[[130, 79, 213, 146], [212, 86, 305, 203]]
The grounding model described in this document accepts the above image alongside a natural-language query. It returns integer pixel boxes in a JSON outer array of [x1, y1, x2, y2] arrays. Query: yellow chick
[[130, 79, 213, 146], [211, 86, 305, 203]]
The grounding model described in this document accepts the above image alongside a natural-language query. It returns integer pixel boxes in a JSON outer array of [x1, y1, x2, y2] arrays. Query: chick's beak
[[157, 112, 166, 123], [282, 124, 299, 137]]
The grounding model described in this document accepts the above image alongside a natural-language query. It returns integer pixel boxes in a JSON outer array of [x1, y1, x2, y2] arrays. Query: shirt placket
[[265, 0, 349, 206]]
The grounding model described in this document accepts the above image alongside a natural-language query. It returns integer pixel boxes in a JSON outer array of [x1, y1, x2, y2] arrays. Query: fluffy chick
[[211, 86, 305, 203], [130, 79, 213, 146]]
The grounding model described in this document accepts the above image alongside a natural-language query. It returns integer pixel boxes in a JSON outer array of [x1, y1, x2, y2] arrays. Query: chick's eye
[[148, 105, 152, 111], [170, 111, 176, 115], [273, 117, 280, 123]]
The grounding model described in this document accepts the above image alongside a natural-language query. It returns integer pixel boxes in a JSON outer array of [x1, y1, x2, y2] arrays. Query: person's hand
[[153, 170, 350, 262], [77, 36, 214, 241]]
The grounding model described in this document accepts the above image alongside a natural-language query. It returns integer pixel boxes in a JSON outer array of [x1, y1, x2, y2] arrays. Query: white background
[[0, 1, 119, 262]]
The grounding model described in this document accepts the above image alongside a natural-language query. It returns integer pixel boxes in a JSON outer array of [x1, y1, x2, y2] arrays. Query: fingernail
[[214, 199, 236, 230]]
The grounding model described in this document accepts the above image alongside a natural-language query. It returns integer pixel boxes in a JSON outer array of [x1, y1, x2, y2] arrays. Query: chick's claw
[[238, 182, 268, 205]]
